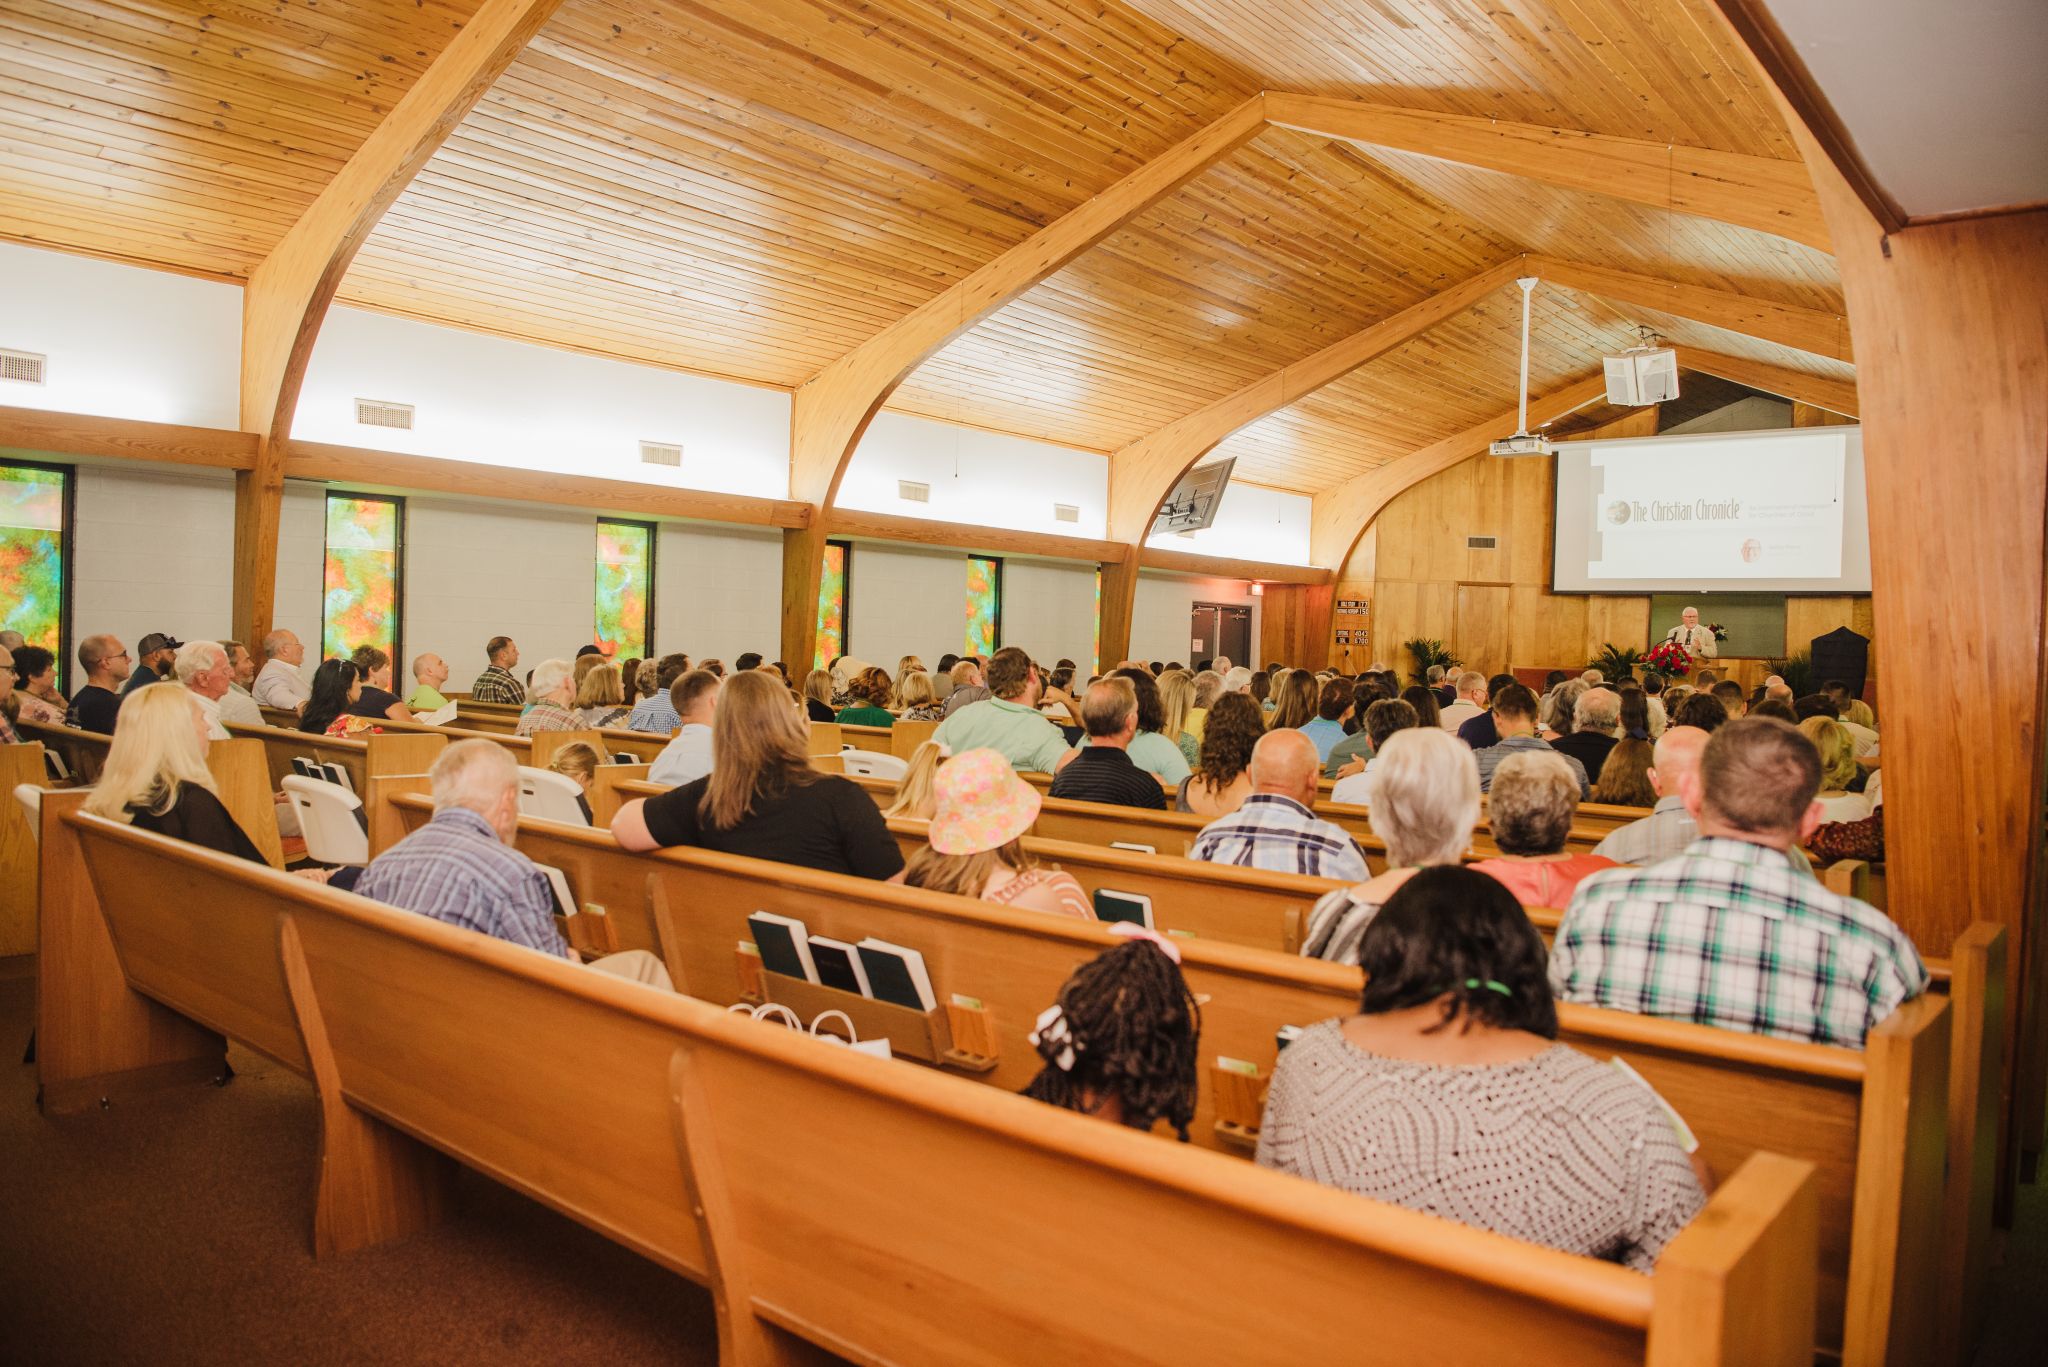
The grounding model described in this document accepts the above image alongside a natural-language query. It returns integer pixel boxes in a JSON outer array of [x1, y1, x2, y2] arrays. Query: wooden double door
[[1454, 582, 1511, 677]]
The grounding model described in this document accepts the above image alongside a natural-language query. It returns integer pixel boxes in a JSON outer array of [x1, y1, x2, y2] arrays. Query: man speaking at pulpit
[[1661, 605, 1718, 659]]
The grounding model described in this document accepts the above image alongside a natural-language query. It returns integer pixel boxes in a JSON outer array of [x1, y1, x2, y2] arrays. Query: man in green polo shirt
[[408, 652, 453, 711], [933, 645, 1076, 775]]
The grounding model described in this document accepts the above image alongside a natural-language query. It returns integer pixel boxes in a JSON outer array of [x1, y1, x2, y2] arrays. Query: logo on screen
[[1740, 538, 1763, 564], [1604, 500, 1633, 526]]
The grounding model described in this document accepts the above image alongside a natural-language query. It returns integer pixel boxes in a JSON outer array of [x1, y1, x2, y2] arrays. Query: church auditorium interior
[[2, 0, 2045, 1361]]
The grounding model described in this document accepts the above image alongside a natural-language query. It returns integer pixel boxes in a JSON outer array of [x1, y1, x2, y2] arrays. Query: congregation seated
[[801, 667, 837, 722], [611, 670, 902, 879], [1537, 677, 1583, 736], [347, 646, 413, 724], [252, 628, 311, 712], [1454, 672, 1517, 750], [173, 640, 242, 738], [1468, 752, 1620, 907], [1071, 668, 1188, 784], [1023, 928, 1200, 1140], [883, 740, 943, 820], [1824, 679, 1878, 733], [546, 740, 602, 823], [10, 642, 66, 725], [932, 646, 1070, 774], [0, 641, 21, 744], [1550, 686, 1620, 782], [647, 669, 720, 786], [356, 739, 667, 986], [625, 653, 690, 732], [1153, 669, 1199, 769], [1800, 716, 1873, 821], [835, 666, 897, 728], [513, 658, 580, 736], [408, 652, 451, 711], [1049, 678, 1167, 810], [941, 657, 990, 716], [1295, 677, 1353, 764], [1316, 678, 1375, 777], [1330, 697, 1420, 806], [1304, 727, 1478, 963], [121, 631, 179, 698], [300, 659, 376, 737], [1669, 691, 1728, 731], [1398, 682, 1441, 732], [469, 635, 525, 705], [899, 748, 1091, 919], [895, 669, 944, 722], [1173, 691, 1262, 818], [1182, 668, 1221, 743], [1265, 669, 1318, 733], [1259, 867, 1706, 1270], [1590, 692, 1657, 807], [1190, 729, 1367, 882], [1552, 717, 1927, 1047], [65, 633, 130, 733], [1473, 683, 1588, 797], [575, 661, 631, 729], [1437, 669, 1486, 735]]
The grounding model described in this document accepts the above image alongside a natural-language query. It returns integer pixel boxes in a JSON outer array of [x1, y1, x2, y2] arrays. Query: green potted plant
[[1590, 643, 1647, 680], [1402, 638, 1459, 687]]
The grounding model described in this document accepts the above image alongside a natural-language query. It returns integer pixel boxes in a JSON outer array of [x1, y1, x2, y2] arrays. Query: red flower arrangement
[[1644, 641, 1693, 675]]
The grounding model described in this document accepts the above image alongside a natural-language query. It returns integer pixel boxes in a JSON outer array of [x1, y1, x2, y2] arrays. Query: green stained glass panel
[[322, 495, 401, 664], [964, 556, 998, 657], [595, 520, 653, 659], [814, 541, 847, 670], [0, 464, 65, 664]]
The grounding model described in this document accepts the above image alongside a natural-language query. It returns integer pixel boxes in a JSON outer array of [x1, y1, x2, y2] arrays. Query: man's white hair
[[172, 640, 226, 683], [430, 739, 519, 815], [1368, 728, 1480, 867], [1580, 668, 1604, 685], [1574, 686, 1622, 731], [1220, 666, 1253, 694], [262, 628, 294, 656], [528, 657, 574, 700]]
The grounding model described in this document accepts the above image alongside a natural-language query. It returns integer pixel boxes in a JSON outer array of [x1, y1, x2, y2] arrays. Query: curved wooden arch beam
[[1528, 257, 1854, 363], [233, 0, 567, 648], [1309, 373, 1612, 573], [1264, 94, 1830, 254], [1674, 347, 1859, 417]]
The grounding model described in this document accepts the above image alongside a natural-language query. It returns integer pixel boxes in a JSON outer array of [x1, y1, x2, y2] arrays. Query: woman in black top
[[346, 645, 412, 723], [610, 670, 902, 880], [299, 659, 361, 735], [82, 683, 267, 863], [801, 668, 838, 723]]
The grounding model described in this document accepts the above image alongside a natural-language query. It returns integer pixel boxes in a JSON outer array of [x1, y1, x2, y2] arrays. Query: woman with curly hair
[[1175, 691, 1263, 818], [1023, 929, 1202, 1140], [835, 666, 896, 728]]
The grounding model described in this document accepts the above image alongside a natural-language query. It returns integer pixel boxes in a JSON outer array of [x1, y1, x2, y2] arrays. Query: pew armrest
[[1647, 1152, 1819, 1367]]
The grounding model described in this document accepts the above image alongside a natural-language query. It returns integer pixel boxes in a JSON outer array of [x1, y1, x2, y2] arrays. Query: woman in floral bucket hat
[[900, 748, 1093, 920]]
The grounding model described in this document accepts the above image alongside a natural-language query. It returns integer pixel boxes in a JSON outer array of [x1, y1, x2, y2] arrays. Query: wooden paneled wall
[[1334, 406, 1875, 679], [1257, 582, 1334, 669]]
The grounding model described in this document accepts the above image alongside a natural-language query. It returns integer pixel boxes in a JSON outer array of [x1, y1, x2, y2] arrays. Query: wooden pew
[[18, 717, 109, 784], [258, 705, 301, 729], [368, 716, 608, 773], [54, 811, 1818, 1367], [818, 718, 938, 760], [224, 722, 446, 794], [0, 741, 47, 955], [451, 708, 519, 735]]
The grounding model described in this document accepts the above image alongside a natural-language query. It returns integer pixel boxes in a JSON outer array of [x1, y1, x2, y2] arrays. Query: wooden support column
[[232, 439, 286, 649], [1096, 557, 1140, 671], [780, 526, 828, 677]]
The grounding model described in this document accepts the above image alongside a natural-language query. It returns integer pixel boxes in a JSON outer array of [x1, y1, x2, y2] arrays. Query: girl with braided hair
[[1022, 929, 1202, 1141]]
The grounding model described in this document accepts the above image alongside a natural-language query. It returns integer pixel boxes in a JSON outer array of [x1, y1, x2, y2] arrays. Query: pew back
[[0, 741, 46, 955], [225, 723, 446, 794]]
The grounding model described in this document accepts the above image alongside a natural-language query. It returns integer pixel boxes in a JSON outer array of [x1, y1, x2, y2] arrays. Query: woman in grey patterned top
[[1259, 867, 1705, 1271]]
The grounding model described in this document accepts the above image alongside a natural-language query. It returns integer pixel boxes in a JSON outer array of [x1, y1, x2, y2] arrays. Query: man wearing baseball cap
[[120, 631, 182, 697]]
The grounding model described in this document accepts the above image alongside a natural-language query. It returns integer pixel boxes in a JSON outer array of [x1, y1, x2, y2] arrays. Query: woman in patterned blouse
[[1257, 866, 1706, 1271]]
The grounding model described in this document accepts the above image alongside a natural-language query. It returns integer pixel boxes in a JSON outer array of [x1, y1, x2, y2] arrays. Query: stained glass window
[[0, 461, 69, 685], [322, 493, 403, 666], [965, 555, 1000, 658], [595, 519, 655, 659], [814, 539, 849, 669]]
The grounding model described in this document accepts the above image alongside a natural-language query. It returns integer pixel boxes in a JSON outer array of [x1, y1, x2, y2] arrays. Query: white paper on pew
[[416, 702, 459, 726]]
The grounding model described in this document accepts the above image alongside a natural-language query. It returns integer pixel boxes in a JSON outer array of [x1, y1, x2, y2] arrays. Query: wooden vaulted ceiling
[[1, 0, 1848, 503]]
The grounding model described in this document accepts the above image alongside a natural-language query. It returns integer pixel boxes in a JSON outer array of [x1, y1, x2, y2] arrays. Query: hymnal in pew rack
[[735, 948, 997, 1074]]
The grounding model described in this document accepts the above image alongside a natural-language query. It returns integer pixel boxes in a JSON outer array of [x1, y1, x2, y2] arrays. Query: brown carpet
[[0, 956, 721, 1366]]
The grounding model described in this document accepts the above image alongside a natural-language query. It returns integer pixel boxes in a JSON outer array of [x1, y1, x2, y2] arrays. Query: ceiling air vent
[[897, 479, 930, 504], [354, 398, 414, 430], [1053, 503, 1080, 524], [640, 440, 683, 467], [0, 349, 48, 385], [1466, 535, 1498, 549]]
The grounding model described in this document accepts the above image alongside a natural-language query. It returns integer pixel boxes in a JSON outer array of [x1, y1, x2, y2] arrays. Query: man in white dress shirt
[[252, 628, 312, 712], [1663, 606, 1718, 660], [1438, 670, 1487, 732]]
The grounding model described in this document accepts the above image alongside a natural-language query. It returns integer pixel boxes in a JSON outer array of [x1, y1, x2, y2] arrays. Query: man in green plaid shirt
[[1551, 716, 1926, 1048]]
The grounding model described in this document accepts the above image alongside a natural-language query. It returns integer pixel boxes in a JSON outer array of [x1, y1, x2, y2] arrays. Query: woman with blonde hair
[[1303, 727, 1480, 964], [900, 749, 1091, 919], [801, 668, 836, 723], [1800, 716, 1873, 822], [896, 670, 945, 722], [84, 684, 267, 863], [1157, 669, 1199, 768], [575, 662, 630, 728], [893, 656, 926, 703], [547, 740, 604, 823], [884, 740, 945, 820], [610, 670, 901, 878]]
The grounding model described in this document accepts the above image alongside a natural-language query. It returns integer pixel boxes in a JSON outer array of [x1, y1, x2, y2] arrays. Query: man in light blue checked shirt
[[1552, 716, 1926, 1048]]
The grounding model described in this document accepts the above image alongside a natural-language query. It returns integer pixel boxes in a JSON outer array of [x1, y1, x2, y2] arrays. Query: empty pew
[[53, 810, 1818, 1367], [825, 718, 938, 760]]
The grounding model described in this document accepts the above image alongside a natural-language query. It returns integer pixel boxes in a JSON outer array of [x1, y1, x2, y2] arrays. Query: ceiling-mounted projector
[[1490, 276, 1555, 458], [1603, 346, 1680, 406], [1490, 431, 1555, 457]]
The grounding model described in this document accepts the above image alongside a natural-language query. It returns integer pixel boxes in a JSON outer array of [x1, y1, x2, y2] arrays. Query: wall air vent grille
[[640, 441, 683, 467], [354, 398, 414, 430], [897, 480, 931, 503], [1053, 503, 1080, 523], [0, 349, 48, 384], [1466, 535, 1498, 549]]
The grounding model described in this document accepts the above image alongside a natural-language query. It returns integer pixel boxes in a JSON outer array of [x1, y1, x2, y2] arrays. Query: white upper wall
[[72, 464, 238, 666], [294, 306, 792, 499], [404, 497, 599, 687], [843, 542, 975, 669], [1145, 477, 1311, 565], [1000, 560, 1099, 670], [0, 242, 241, 428], [839, 412, 1109, 540], [655, 523, 784, 665], [1131, 572, 1258, 667]]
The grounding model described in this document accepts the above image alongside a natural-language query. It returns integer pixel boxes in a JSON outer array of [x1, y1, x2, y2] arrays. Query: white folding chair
[[281, 775, 369, 866], [839, 748, 908, 781], [516, 766, 591, 826], [13, 783, 44, 846]]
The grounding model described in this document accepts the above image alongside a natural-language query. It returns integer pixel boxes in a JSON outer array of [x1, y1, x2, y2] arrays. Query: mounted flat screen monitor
[[1552, 426, 1870, 593]]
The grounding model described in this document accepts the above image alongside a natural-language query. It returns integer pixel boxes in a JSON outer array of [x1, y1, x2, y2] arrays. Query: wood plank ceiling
[[0, 0, 1845, 501]]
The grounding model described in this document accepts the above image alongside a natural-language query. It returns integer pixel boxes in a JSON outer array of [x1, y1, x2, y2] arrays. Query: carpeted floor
[[0, 957, 722, 1366], [5, 951, 2044, 1363]]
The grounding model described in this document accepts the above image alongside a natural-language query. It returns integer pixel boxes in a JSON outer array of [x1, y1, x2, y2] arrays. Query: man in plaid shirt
[[1190, 730, 1369, 882], [468, 634, 526, 705], [1551, 716, 1926, 1048]]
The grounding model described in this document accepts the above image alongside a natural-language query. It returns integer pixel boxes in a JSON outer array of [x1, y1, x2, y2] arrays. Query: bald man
[[1188, 729, 1369, 880], [1592, 726, 1710, 865]]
